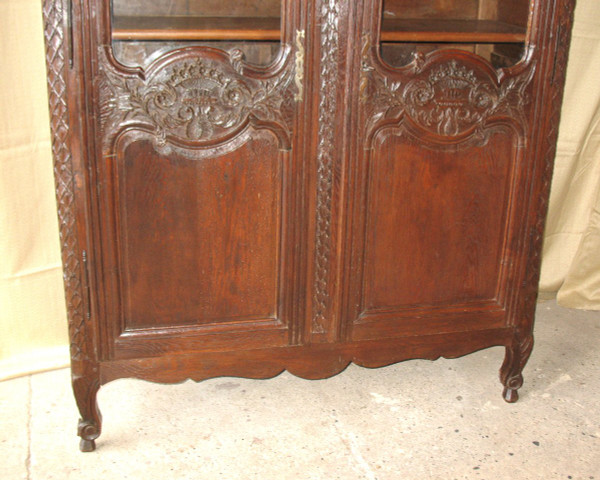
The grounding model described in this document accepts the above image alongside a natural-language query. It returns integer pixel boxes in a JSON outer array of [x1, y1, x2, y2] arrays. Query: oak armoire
[[42, 0, 576, 451]]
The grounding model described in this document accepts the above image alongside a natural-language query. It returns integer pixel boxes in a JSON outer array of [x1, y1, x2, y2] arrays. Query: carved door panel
[[342, 0, 538, 342], [90, 1, 306, 360]]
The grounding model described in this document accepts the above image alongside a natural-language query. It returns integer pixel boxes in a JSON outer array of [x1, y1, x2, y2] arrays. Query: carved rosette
[[361, 38, 534, 145], [312, 0, 341, 332], [99, 51, 295, 148]]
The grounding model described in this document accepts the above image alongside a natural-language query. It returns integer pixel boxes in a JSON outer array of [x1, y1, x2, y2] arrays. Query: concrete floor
[[1, 300, 598, 480]]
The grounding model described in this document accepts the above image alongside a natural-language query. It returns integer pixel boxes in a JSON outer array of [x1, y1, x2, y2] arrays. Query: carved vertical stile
[[312, 0, 341, 334], [42, 0, 101, 450], [43, 0, 85, 370], [521, 0, 576, 323]]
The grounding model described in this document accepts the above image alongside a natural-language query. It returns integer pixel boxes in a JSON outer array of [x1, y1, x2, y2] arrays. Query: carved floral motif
[[404, 60, 531, 136], [361, 36, 534, 142], [100, 53, 295, 146]]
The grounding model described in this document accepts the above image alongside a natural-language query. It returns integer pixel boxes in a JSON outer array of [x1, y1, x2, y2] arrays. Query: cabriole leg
[[500, 333, 534, 403], [73, 375, 102, 452]]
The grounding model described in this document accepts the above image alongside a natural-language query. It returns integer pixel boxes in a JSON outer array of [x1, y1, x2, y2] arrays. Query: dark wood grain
[[362, 130, 515, 311], [101, 328, 514, 384], [117, 136, 282, 329], [42, 0, 576, 452]]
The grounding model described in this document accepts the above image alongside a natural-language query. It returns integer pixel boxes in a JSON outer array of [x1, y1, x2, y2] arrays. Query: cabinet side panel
[[114, 134, 283, 329], [43, 0, 86, 357], [519, 0, 577, 325], [362, 130, 515, 312], [43, 0, 103, 443]]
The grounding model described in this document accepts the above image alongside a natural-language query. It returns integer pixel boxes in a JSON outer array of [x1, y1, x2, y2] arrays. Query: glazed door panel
[[90, 1, 305, 360]]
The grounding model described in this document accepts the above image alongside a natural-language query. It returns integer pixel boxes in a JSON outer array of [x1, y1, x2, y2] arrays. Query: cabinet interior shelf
[[112, 16, 527, 43]]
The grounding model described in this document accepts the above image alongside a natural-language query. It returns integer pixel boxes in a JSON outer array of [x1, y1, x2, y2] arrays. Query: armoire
[[42, 0, 576, 451]]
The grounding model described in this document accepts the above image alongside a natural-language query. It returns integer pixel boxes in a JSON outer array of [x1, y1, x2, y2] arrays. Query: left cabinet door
[[88, 0, 307, 360]]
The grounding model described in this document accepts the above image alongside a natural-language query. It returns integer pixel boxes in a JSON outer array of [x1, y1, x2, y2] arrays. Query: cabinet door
[[90, 1, 307, 359], [343, 0, 537, 341]]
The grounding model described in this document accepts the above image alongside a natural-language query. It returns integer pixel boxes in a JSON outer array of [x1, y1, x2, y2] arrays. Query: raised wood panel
[[114, 133, 284, 330], [362, 129, 516, 313], [350, 42, 534, 340]]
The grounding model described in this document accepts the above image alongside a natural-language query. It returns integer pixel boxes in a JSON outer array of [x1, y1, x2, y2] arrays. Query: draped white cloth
[[541, 0, 600, 309]]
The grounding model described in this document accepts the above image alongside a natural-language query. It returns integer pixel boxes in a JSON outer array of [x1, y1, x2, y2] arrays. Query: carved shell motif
[[99, 51, 295, 147], [361, 37, 534, 142]]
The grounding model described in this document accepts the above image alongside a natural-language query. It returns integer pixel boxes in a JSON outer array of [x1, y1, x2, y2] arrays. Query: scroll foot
[[78, 419, 101, 452], [72, 373, 102, 452], [500, 332, 533, 404], [79, 438, 96, 452], [503, 387, 519, 403]]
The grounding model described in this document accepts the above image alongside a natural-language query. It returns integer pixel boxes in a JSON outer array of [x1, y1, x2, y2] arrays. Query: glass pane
[[380, 0, 529, 68], [111, 0, 282, 67]]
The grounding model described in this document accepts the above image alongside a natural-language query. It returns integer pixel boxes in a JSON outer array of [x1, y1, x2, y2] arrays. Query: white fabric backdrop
[[541, 0, 600, 309]]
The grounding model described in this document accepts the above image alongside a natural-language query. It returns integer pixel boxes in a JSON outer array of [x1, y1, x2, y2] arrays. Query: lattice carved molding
[[43, 0, 94, 367]]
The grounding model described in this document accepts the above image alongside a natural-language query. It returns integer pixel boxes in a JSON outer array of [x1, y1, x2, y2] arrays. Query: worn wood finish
[[42, 0, 576, 451]]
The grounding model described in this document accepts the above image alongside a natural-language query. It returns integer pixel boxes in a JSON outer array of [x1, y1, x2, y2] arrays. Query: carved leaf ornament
[[312, 0, 341, 332], [362, 44, 534, 141], [101, 53, 294, 146]]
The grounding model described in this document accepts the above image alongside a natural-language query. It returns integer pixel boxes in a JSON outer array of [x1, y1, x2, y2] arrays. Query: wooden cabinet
[[42, 0, 576, 451]]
